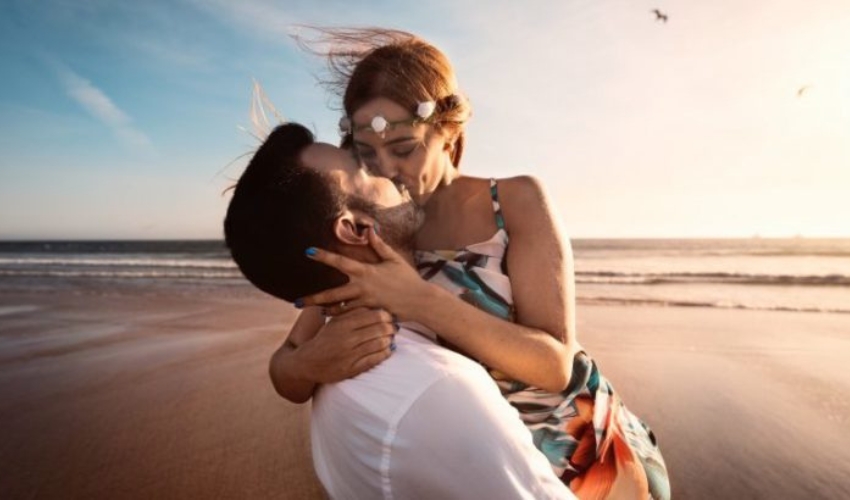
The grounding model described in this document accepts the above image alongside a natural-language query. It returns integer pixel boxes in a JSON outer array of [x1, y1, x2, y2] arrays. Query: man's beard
[[348, 197, 425, 255]]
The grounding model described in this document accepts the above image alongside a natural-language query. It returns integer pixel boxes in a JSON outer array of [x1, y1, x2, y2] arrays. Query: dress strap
[[489, 179, 506, 230]]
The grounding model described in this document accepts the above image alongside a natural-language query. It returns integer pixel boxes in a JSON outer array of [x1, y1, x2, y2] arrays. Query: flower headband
[[338, 100, 435, 138], [338, 95, 463, 138]]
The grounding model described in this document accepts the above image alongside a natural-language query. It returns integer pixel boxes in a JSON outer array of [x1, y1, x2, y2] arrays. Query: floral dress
[[412, 179, 670, 500]]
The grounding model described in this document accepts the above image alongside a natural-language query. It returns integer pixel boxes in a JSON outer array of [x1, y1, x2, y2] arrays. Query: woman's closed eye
[[390, 146, 415, 158], [354, 142, 418, 177], [356, 142, 415, 159]]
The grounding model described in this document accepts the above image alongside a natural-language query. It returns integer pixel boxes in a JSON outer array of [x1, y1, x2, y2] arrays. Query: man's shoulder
[[311, 330, 573, 500], [316, 329, 489, 416]]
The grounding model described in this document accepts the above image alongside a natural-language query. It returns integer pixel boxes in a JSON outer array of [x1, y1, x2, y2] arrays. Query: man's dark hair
[[224, 123, 349, 301]]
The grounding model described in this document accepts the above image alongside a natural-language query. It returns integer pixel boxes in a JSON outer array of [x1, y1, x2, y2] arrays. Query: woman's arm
[[269, 307, 323, 404], [409, 176, 576, 392], [270, 306, 397, 404], [300, 176, 577, 393]]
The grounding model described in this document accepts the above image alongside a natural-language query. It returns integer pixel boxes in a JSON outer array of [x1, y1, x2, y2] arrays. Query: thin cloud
[[183, 0, 454, 43], [54, 63, 152, 148], [128, 36, 213, 70], [184, 0, 297, 43]]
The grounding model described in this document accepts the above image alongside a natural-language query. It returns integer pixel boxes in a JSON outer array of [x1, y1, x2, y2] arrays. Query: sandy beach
[[1, 282, 849, 499]]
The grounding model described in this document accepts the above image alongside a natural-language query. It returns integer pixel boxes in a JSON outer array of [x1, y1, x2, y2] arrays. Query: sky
[[1, 0, 848, 239]]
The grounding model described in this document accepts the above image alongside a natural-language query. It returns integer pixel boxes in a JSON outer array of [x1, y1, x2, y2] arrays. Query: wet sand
[[1, 284, 849, 499]]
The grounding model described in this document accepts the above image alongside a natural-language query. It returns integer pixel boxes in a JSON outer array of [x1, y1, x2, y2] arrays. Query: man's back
[[311, 328, 573, 499]]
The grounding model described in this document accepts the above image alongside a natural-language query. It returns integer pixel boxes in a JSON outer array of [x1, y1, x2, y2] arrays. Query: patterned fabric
[[413, 179, 670, 500]]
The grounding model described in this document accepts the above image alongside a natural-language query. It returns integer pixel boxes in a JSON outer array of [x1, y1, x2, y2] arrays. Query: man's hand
[[293, 307, 397, 384]]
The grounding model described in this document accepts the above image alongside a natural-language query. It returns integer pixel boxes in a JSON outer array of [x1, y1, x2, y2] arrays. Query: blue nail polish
[[305, 247, 318, 257], [294, 298, 304, 308], [390, 342, 397, 352]]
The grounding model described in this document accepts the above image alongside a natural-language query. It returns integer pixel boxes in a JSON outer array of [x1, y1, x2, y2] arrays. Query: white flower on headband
[[371, 116, 388, 134], [417, 101, 436, 120], [338, 116, 352, 136]]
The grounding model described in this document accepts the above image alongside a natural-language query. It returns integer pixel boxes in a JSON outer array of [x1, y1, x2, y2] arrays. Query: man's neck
[[344, 245, 416, 268], [397, 249, 416, 267]]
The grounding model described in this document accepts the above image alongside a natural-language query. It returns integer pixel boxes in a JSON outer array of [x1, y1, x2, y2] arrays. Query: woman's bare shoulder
[[492, 175, 554, 230], [494, 175, 546, 200]]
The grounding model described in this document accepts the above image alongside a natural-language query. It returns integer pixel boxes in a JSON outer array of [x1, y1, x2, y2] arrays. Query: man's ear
[[333, 210, 373, 246]]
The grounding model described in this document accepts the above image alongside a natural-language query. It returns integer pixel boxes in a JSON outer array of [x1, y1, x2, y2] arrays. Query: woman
[[278, 28, 669, 499]]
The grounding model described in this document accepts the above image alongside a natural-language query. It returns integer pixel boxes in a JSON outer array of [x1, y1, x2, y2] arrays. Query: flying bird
[[652, 9, 668, 23], [796, 85, 812, 98]]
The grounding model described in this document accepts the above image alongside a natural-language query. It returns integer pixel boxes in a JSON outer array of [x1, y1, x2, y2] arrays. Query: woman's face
[[351, 97, 451, 206]]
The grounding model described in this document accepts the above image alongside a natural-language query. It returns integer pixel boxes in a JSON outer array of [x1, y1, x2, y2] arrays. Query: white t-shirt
[[311, 328, 574, 500]]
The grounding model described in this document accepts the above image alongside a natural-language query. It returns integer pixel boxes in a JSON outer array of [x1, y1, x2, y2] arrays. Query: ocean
[[1, 238, 848, 314]]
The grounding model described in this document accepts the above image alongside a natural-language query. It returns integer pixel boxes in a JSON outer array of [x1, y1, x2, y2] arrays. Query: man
[[224, 123, 573, 499]]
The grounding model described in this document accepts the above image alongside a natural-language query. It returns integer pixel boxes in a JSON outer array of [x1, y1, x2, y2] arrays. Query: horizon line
[[2, 235, 850, 242]]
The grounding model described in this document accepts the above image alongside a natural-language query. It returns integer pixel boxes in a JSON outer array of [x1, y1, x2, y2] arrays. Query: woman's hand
[[298, 229, 429, 320], [287, 307, 397, 385]]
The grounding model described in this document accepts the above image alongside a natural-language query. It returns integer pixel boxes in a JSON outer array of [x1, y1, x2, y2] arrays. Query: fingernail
[[294, 298, 304, 308], [390, 342, 397, 352], [305, 247, 318, 257], [373, 223, 381, 235]]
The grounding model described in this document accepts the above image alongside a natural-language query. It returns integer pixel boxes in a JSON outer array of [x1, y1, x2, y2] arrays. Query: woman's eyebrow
[[384, 136, 416, 145], [355, 136, 416, 148]]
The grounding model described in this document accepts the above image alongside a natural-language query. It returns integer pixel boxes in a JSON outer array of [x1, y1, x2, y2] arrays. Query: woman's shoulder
[[492, 176, 550, 216], [451, 175, 555, 233], [489, 175, 564, 241], [492, 175, 546, 199], [456, 175, 546, 205]]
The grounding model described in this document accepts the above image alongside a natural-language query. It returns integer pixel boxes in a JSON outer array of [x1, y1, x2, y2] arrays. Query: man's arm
[[389, 368, 574, 499]]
